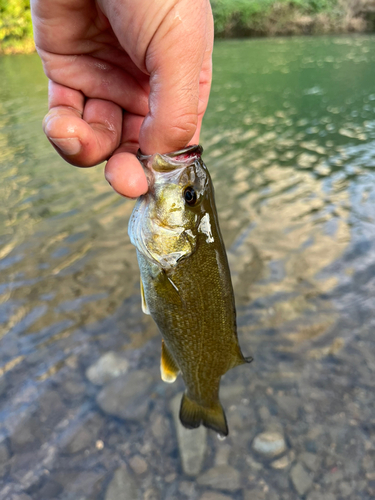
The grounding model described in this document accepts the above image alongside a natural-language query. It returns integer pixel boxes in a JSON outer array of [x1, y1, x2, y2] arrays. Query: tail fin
[[179, 393, 228, 437]]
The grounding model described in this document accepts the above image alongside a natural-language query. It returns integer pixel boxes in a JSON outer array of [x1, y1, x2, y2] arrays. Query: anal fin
[[140, 278, 150, 315], [179, 393, 229, 437], [161, 340, 179, 383]]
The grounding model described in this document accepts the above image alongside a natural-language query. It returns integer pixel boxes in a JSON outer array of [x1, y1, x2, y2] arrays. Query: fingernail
[[49, 137, 81, 156], [105, 170, 114, 187]]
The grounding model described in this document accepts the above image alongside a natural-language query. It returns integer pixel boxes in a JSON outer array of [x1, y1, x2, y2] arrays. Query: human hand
[[31, 0, 213, 197]]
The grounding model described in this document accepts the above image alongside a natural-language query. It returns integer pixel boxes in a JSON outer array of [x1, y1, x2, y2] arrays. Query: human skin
[[30, 0, 214, 198]]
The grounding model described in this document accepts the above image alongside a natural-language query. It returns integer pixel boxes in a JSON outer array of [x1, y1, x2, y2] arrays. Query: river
[[0, 35, 375, 500]]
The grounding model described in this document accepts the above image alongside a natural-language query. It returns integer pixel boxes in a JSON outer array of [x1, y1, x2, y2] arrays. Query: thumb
[[139, 0, 213, 155]]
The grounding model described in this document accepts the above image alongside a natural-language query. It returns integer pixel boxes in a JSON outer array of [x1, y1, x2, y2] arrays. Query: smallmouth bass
[[129, 145, 251, 436]]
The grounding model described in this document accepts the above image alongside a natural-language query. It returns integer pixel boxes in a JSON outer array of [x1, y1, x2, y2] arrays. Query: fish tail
[[179, 393, 228, 437]]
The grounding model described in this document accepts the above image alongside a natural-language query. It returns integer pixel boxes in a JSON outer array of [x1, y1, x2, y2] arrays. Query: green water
[[1, 36, 375, 499]]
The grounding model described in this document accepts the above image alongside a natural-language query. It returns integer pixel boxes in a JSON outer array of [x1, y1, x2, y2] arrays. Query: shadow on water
[[1, 37, 375, 499]]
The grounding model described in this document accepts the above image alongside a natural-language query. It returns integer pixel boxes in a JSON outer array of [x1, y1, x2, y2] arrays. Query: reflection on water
[[1, 37, 375, 499]]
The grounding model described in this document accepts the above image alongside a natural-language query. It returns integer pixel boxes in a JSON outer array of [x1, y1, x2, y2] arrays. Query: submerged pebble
[[199, 492, 234, 500], [86, 351, 129, 385], [306, 492, 336, 500], [105, 466, 139, 500], [143, 488, 160, 500], [299, 451, 320, 472], [64, 427, 92, 454], [252, 431, 287, 458], [197, 465, 241, 491], [97, 370, 153, 421], [271, 454, 290, 469], [129, 455, 148, 475], [290, 462, 313, 496]]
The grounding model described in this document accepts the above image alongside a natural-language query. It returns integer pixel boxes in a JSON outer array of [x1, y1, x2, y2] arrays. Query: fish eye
[[184, 186, 197, 206]]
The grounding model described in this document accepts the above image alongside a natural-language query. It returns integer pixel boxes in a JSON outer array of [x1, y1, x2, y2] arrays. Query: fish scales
[[129, 145, 251, 436]]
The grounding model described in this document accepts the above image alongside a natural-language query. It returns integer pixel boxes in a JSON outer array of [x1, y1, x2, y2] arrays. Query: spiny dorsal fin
[[179, 393, 228, 437], [160, 340, 179, 383], [140, 278, 150, 315]]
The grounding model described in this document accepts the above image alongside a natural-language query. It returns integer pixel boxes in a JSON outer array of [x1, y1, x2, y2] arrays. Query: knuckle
[[169, 114, 198, 146]]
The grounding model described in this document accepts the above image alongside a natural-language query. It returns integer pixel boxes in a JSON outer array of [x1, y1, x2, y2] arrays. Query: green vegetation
[[0, 0, 34, 54], [211, 0, 375, 37], [1, 0, 375, 55]]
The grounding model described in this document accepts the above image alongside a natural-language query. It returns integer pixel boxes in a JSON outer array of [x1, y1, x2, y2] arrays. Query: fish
[[128, 144, 251, 437]]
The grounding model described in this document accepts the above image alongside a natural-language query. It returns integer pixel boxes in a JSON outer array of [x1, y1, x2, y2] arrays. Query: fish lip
[[137, 145, 204, 187], [137, 144, 203, 162]]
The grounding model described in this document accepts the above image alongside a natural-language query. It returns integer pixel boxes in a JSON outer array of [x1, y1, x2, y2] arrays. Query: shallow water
[[1, 36, 375, 500]]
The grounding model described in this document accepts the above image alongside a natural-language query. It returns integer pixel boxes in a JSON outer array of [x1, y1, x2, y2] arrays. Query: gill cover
[[128, 146, 208, 270]]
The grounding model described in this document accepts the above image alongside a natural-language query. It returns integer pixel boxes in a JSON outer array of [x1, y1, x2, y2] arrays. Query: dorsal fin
[[160, 340, 180, 383]]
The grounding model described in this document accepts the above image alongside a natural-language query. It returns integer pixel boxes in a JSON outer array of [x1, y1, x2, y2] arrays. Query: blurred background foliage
[[0, 0, 34, 54], [0, 0, 375, 53], [211, 0, 375, 37]]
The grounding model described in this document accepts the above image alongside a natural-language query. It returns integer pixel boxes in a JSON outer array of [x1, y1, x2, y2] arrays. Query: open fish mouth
[[137, 144, 203, 172], [136, 145, 207, 207]]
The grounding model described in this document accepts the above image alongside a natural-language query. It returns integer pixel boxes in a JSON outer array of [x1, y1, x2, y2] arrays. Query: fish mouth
[[137, 145, 203, 172]]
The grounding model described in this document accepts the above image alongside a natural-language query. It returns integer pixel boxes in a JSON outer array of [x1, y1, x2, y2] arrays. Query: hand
[[31, 0, 213, 197]]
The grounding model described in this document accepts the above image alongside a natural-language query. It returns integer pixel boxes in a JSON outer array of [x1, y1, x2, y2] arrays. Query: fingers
[[45, 82, 148, 197], [44, 81, 122, 167], [139, 0, 214, 154], [39, 50, 149, 116], [105, 153, 148, 198], [105, 113, 148, 198]]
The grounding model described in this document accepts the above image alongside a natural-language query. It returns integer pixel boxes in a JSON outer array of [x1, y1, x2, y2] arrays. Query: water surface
[[1, 36, 375, 500]]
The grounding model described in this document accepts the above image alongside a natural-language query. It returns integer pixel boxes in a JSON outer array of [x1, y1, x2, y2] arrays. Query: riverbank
[[212, 0, 375, 38], [0, 0, 375, 54], [1, 0, 375, 55]]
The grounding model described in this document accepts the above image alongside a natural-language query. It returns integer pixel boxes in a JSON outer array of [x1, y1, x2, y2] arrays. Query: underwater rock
[[290, 462, 313, 496], [197, 465, 241, 491], [252, 431, 286, 458], [271, 455, 290, 469], [64, 427, 93, 454], [97, 370, 153, 421], [199, 492, 234, 500], [105, 466, 139, 500], [129, 455, 148, 475], [86, 352, 129, 386], [299, 452, 320, 472]]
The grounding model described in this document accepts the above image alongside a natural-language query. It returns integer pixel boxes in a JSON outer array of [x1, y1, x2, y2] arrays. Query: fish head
[[129, 146, 213, 270]]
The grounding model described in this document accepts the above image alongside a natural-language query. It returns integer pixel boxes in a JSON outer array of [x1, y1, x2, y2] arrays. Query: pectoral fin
[[140, 278, 150, 315], [160, 340, 179, 383]]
